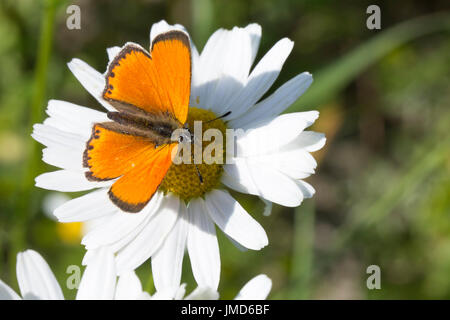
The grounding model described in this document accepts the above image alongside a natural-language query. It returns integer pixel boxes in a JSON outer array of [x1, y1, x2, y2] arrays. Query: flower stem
[[290, 201, 315, 299], [9, 0, 57, 281]]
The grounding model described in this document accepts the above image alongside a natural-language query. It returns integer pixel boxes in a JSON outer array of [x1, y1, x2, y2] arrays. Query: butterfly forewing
[[103, 31, 191, 124]]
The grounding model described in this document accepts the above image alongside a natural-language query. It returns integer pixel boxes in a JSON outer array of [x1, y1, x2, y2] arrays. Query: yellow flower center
[[159, 107, 227, 201]]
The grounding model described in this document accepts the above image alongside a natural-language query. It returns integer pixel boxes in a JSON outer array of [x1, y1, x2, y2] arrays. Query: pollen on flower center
[[159, 107, 227, 201]]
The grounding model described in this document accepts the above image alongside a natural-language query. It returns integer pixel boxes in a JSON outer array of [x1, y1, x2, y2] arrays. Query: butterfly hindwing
[[108, 142, 176, 212], [84, 123, 177, 213]]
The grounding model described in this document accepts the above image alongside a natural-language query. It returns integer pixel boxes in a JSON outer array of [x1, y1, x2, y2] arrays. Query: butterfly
[[83, 30, 192, 213]]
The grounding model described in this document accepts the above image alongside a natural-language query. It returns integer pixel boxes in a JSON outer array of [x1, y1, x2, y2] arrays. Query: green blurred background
[[0, 0, 449, 299]]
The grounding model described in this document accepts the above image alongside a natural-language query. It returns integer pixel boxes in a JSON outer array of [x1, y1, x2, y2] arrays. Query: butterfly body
[[106, 109, 182, 146]]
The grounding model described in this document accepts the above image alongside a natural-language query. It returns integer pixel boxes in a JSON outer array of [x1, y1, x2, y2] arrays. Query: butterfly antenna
[[194, 111, 230, 183], [194, 164, 204, 184], [204, 111, 231, 124], [188, 145, 204, 184]]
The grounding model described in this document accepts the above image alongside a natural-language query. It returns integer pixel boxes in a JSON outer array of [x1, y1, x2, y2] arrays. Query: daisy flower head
[[146, 273, 272, 300], [80, 248, 272, 300], [80, 249, 273, 300], [0, 248, 271, 300], [0, 249, 65, 300], [0, 249, 121, 300], [32, 20, 325, 294]]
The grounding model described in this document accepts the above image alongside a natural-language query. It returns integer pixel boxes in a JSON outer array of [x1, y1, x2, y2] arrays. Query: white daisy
[[0, 249, 64, 300], [173, 274, 272, 300], [32, 20, 325, 294], [93, 248, 273, 300], [85, 248, 272, 300], [77, 248, 150, 300], [0, 248, 121, 300], [0, 248, 271, 300]]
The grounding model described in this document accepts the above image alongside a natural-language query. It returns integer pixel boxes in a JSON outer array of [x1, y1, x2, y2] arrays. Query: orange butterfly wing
[[84, 124, 177, 212], [103, 31, 191, 124], [83, 30, 191, 212]]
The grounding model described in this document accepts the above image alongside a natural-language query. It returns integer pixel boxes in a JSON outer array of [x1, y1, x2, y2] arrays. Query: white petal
[[235, 112, 320, 157], [208, 28, 253, 115], [42, 192, 71, 220], [150, 20, 188, 44], [151, 289, 176, 300], [33, 119, 87, 171], [76, 248, 116, 300], [191, 42, 200, 70], [190, 42, 202, 107], [261, 197, 273, 217], [249, 149, 317, 180], [184, 287, 219, 300], [192, 28, 228, 108], [35, 170, 111, 192], [295, 180, 316, 199], [222, 159, 260, 195], [140, 292, 152, 300], [221, 171, 249, 194], [283, 131, 326, 153], [225, 234, 249, 252], [246, 160, 305, 207], [151, 202, 188, 295], [234, 274, 272, 300], [42, 146, 83, 171], [81, 215, 111, 237], [224, 153, 314, 197], [44, 99, 108, 139], [107, 46, 121, 61], [114, 194, 180, 274], [0, 280, 21, 300], [81, 249, 96, 266], [194, 26, 253, 113], [227, 38, 294, 120], [95, 193, 164, 256], [115, 271, 146, 300], [67, 58, 115, 111], [225, 159, 305, 207], [205, 189, 268, 250], [173, 284, 187, 300], [82, 191, 163, 250], [244, 23, 261, 65], [16, 250, 64, 300], [54, 188, 116, 222], [229, 72, 313, 129], [32, 123, 86, 150], [187, 198, 220, 290]]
